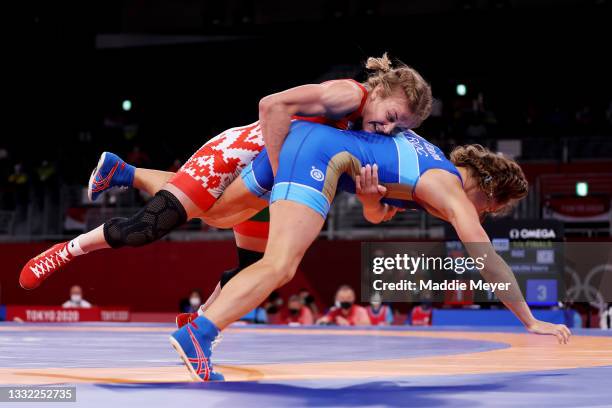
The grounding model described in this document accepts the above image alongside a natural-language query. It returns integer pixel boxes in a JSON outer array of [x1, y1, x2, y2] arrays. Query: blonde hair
[[365, 53, 432, 127], [450, 144, 528, 213]]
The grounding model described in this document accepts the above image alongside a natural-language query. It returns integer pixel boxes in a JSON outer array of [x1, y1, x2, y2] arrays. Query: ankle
[[194, 315, 221, 338], [67, 238, 87, 257]]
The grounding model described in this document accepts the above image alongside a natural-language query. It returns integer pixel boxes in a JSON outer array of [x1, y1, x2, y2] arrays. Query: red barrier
[[4, 238, 610, 314], [0, 240, 364, 313], [5, 305, 131, 322]]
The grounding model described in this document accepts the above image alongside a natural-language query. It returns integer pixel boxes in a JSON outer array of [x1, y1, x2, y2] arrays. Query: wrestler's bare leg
[[19, 164, 267, 290], [204, 201, 324, 329], [200, 231, 268, 312], [199, 178, 268, 227], [131, 167, 266, 227], [76, 184, 204, 253], [133, 168, 175, 196], [130, 170, 270, 314]]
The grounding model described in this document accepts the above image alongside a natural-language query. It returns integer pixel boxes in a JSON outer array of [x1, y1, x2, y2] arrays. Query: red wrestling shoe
[[19, 242, 73, 290], [176, 312, 199, 329]]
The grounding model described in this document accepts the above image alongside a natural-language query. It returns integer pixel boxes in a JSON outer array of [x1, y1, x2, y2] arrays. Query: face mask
[[267, 306, 278, 314], [189, 297, 201, 307], [289, 308, 300, 316], [304, 295, 315, 305], [71, 294, 82, 303], [340, 301, 352, 310]]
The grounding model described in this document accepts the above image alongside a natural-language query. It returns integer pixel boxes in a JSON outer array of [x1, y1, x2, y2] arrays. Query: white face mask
[[189, 297, 201, 308], [71, 294, 82, 303]]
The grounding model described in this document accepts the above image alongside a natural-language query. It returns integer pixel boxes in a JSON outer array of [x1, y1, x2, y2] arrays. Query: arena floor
[[1, 322, 612, 407]]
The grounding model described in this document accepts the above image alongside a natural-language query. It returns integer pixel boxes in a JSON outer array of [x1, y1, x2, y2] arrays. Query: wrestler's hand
[[357, 164, 404, 223], [356, 164, 386, 207], [526, 319, 572, 344]]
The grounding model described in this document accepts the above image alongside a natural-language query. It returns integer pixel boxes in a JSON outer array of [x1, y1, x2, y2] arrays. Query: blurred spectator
[[263, 290, 283, 315], [282, 295, 314, 326], [179, 290, 202, 313], [5, 162, 30, 217], [36, 160, 57, 183], [62, 285, 92, 308], [262, 291, 284, 324], [240, 306, 267, 324], [316, 285, 370, 326], [8, 163, 28, 186], [298, 288, 319, 318], [410, 302, 432, 326], [366, 293, 393, 326]]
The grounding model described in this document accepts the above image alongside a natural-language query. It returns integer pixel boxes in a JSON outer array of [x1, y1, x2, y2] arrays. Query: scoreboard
[[444, 220, 565, 306]]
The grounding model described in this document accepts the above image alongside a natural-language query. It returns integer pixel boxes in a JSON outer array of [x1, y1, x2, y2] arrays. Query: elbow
[[258, 95, 279, 118], [259, 94, 294, 121], [258, 96, 271, 115], [363, 211, 382, 225], [449, 212, 489, 243]]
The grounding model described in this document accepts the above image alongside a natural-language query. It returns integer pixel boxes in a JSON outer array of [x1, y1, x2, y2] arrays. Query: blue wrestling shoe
[[169, 316, 225, 382], [87, 152, 135, 201]]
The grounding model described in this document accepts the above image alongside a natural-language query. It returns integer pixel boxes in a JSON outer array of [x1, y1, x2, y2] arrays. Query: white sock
[[67, 237, 87, 257], [197, 306, 205, 317]]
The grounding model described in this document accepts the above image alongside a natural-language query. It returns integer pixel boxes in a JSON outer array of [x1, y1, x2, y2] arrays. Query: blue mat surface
[[1, 323, 611, 407]]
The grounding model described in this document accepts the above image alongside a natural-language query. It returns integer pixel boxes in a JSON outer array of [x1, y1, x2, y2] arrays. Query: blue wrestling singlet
[[240, 121, 463, 218]]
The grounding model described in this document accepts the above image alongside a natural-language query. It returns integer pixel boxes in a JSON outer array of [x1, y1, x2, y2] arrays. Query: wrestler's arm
[[416, 172, 571, 344], [259, 80, 363, 175]]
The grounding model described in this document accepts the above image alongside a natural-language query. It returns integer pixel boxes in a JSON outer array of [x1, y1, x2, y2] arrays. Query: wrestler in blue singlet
[[240, 121, 463, 218]]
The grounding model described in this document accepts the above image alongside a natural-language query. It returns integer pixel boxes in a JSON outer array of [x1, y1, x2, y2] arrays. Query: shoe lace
[[30, 247, 70, 278]]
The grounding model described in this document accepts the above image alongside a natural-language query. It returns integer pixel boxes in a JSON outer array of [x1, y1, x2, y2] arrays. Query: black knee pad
[[103, 190, 187, 248], [220, 267, 240, 288], [237, 247, 264, 270], [219, 248, 264, 288]]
